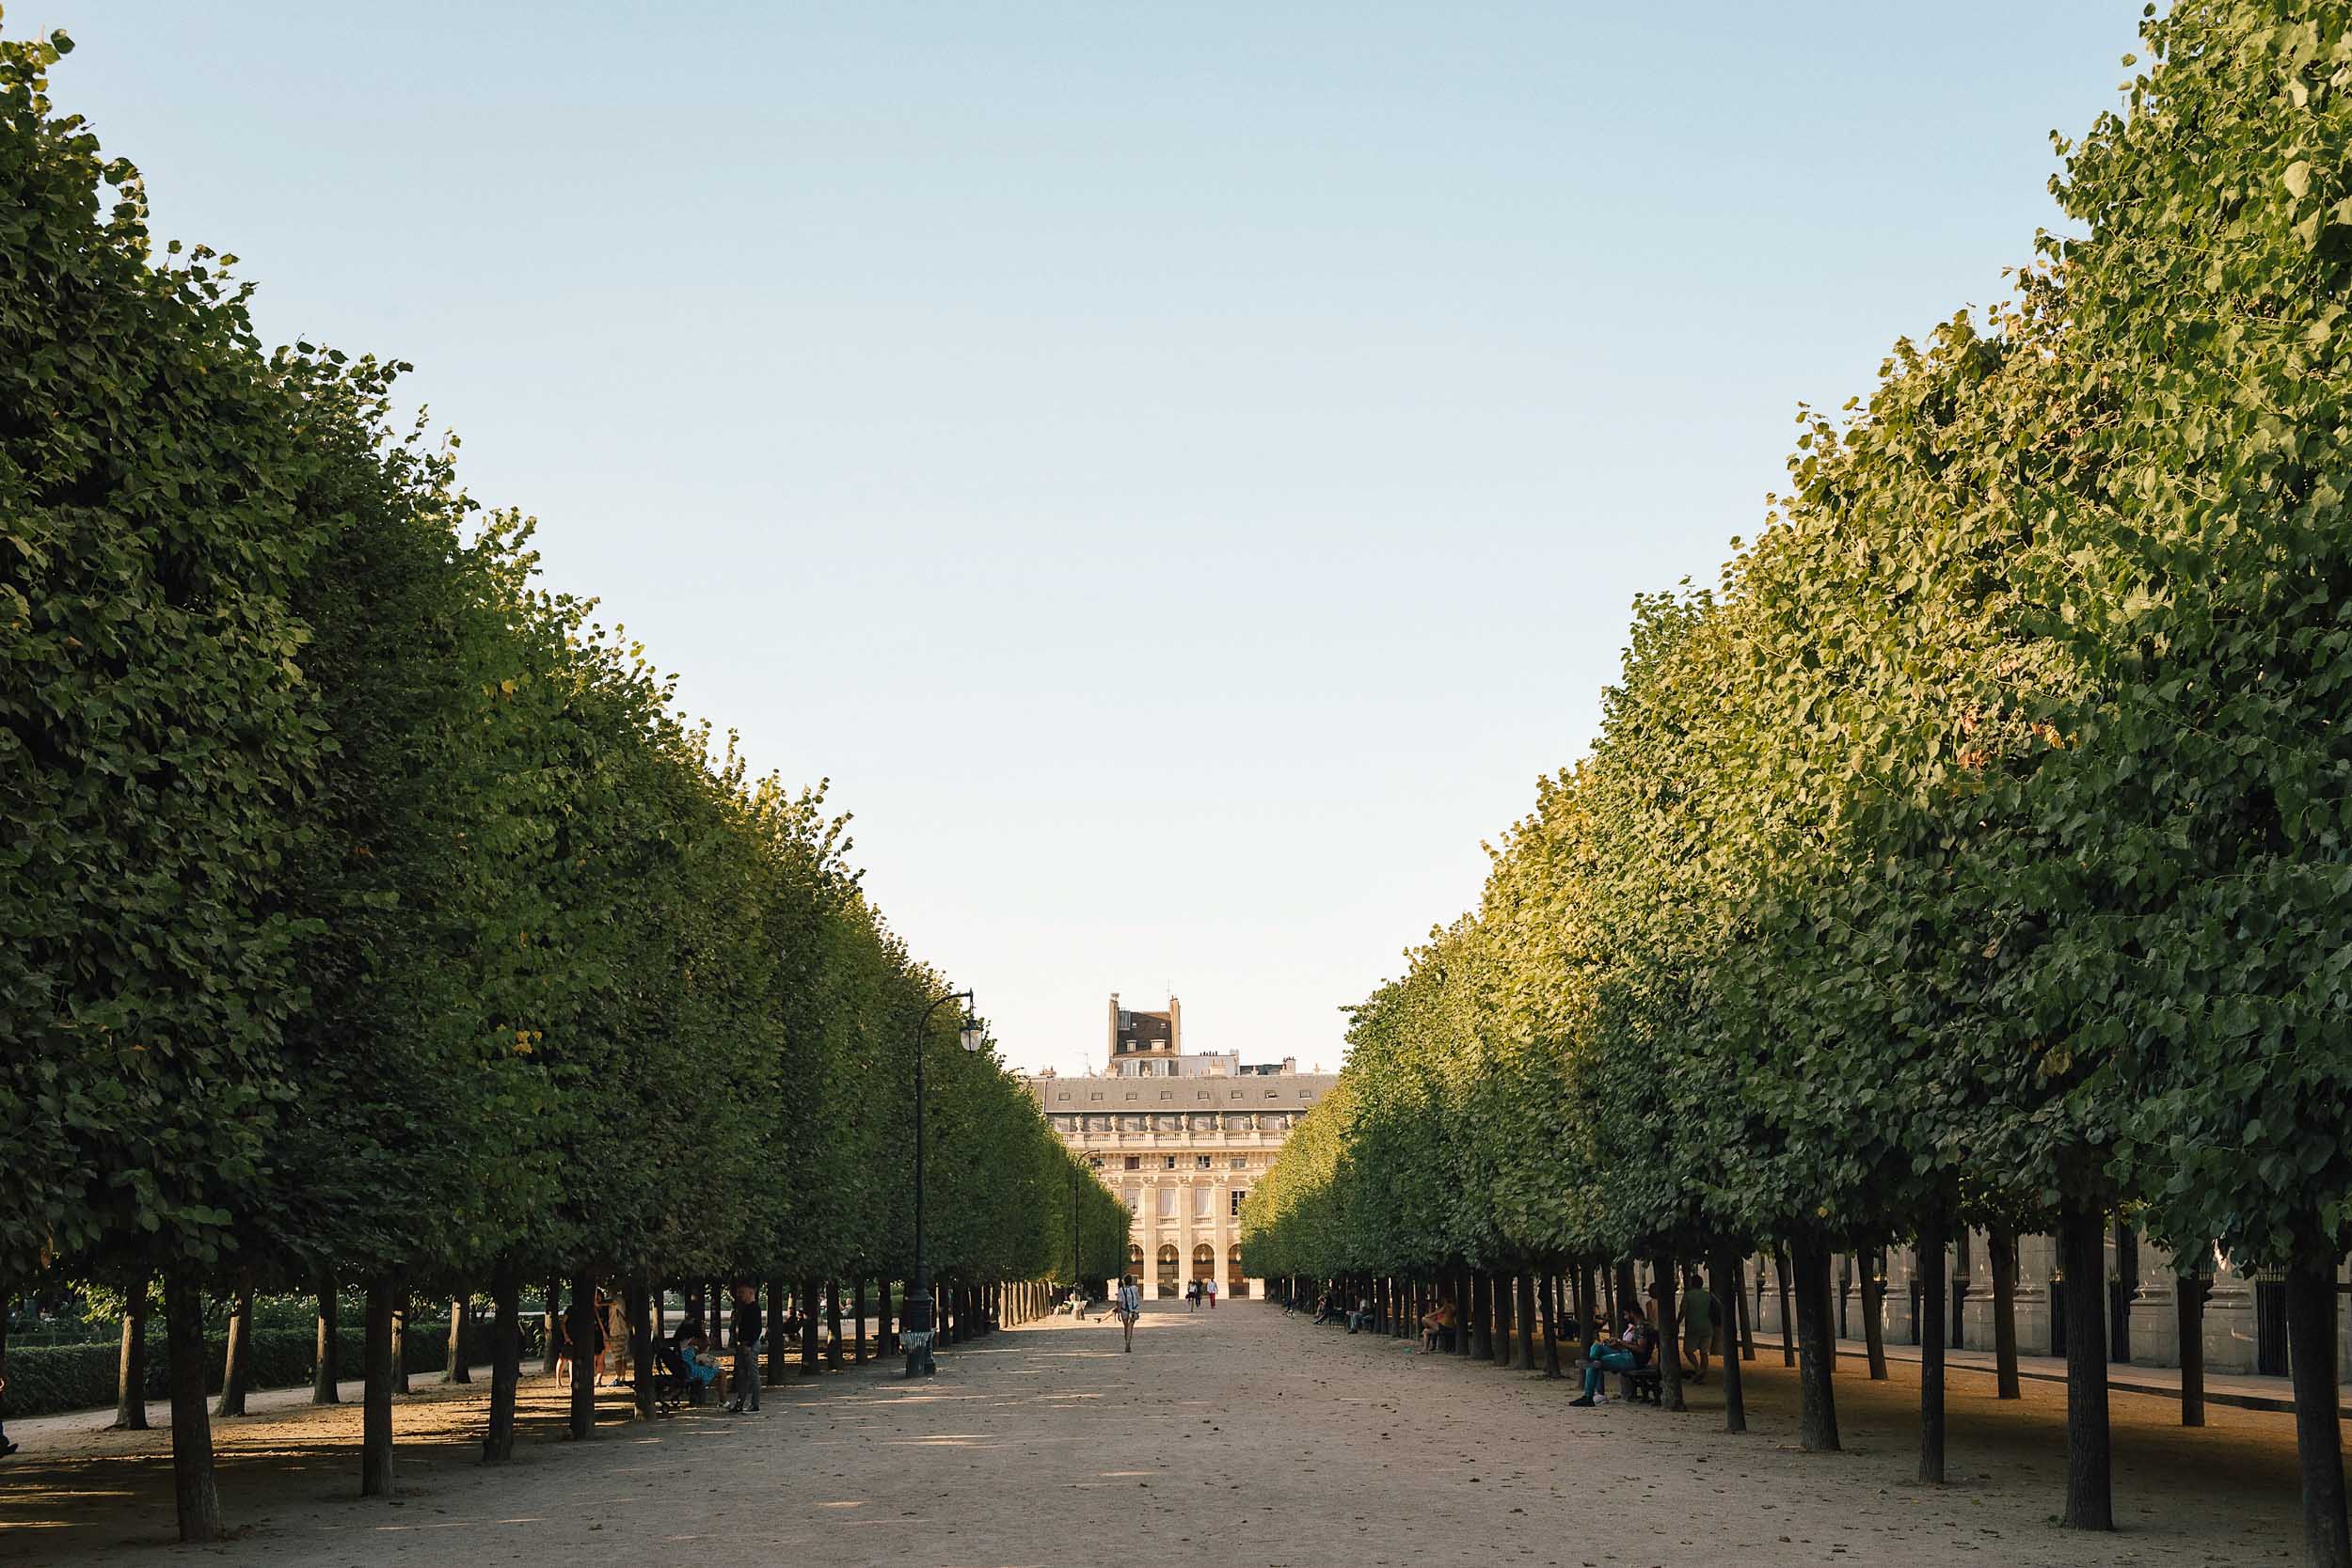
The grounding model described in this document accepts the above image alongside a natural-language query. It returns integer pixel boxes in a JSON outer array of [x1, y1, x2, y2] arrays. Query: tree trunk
[[484, 1261, 520, 1463], [361, 1281, 396, 1497], [1613, 1259, 1638, 1336], [1860, 1247, 1888, 1380], [878, 1277, 898, 1358], [1737, 1253, 1756, 1360], [1470, 1272, 1493, 1359], [566, 1274, 596, 1440], [391, 1291, 409, 1395], [1775, 1245, 1796, 1367], [1991, 1226, 2022, 1400], [1516, 1273, 1537, 1370], [767, 1277, 789, 1384], [628, 1280, 655, 1420], [1491, 1272, 1513, 1367], [1454, 1271, 1472, 1359], [440, 1295, 471, 1385], [854, 1281, 868, 1363], [800, 1278, 820, 1372], [163, 1269, 223, 1542], [2286, 1247, 2350, 1568], [1918, 1215, 1947, 1484], [1653, 1253, 1684, 1413], [313, 1273, 341, 1403], [2177, 1262, 2206, 1428], [1573, 1261, 1596, 1356], [2057, 1199, 2112, 1530], [827, 1280, 845, 1368], [1711, 1244, 1747, 1433], [1538, 1272, 1563, 1377], [541, 1277, 562, 1375], [1790, 1236, 1839, 1452], [113, 1271, 151, 1430], [215, 1272, 254, 1418]]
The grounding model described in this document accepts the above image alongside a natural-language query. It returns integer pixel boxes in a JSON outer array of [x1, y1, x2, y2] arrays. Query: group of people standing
[[1184, 1275, 1219, 1310]]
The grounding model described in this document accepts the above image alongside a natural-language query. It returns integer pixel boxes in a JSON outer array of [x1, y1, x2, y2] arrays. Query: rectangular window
[[1156, 1186, 1174, 1218], [1123, 1187, 1140, 1212], [1193, 1186, 1212, 1218], [1230, 1157, 1248, 1169], [1123, 1155, 1140, 1170], [1231, 1190, 1247, 1216], [1164, 1156, 1177, 1170], [1195, 1155, 1211, 1169]]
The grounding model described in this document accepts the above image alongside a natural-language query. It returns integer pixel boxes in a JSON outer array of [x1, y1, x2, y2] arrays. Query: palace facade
[[1026, 994, 1336, 1297]]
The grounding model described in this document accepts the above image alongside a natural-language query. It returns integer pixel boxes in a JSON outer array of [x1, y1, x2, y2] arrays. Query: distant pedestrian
[[1117, 1275, 1142, 1352], [726, 1282, 763, 1413], [1205, 1276, 1217, 1310], [1679, 1271, 1716, 1385], [1186, 1279, 1200, 1311]]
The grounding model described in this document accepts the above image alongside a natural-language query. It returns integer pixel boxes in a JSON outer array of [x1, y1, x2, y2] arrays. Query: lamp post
[[904, 989, 985, 1378]]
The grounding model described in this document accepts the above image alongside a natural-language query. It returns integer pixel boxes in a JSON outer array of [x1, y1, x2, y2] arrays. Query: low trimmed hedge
[[3, 1317, 527, 1420]]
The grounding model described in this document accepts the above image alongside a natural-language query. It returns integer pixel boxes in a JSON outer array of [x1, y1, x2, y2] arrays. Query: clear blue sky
[[40, 2, 2140, 1077]]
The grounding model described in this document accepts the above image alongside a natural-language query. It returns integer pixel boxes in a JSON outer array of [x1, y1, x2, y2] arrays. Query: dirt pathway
[[0, 1299, 2315, 1564]]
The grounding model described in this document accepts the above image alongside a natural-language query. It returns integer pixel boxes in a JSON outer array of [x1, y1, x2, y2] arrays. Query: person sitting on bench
[[1570, 1308, 1652, 1405], [1312, 1291, 1343, 1325], [1418, 1296, 1457, 1354]]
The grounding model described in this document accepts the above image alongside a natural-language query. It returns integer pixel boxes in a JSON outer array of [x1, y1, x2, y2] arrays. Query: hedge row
[[3, 1319, 519, 1420]]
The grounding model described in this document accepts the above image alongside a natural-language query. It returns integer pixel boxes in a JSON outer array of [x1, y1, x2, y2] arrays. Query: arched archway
[[1126, 1243, 1143, 1282], [1227, 1244, 1248, 1298], [1192, 1243, 1215, 1282], [1156, 1243, 1179, 1297]]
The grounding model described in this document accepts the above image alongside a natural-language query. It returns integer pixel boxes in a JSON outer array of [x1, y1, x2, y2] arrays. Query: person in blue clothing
[[675, 1323, 723, 1400], [1569, 1308, 1652, 1406]]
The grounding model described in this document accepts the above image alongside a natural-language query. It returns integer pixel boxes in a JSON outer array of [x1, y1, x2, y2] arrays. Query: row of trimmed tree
[[0, 23, 1128, 1541], [1244, 4, 2352, 1563]]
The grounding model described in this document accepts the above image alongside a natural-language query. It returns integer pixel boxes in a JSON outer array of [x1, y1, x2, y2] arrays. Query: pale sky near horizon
[[40, 3, 2140, 1078]]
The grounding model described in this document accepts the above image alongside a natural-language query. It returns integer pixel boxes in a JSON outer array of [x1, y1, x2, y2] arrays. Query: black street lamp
[[904, 989, 984, 1378]]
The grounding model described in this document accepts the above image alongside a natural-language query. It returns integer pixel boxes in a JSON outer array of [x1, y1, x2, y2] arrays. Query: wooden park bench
[[1617, 1364, 1662, 1405]]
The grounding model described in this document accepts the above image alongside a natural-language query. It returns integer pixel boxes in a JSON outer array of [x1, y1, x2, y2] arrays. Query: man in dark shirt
[[725, 1283, 763, 1414]]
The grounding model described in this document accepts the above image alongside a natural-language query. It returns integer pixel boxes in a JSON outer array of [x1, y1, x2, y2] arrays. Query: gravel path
[[0, 1299, 2315, 1564]]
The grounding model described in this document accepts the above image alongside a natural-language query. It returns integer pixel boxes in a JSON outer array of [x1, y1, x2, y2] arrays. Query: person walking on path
[[725, 1282, 763, 1414], [1205, 1276, 1217, 1309], [1116, 1275, 1142, 1353], [1679, 1270, 1716, 1385]]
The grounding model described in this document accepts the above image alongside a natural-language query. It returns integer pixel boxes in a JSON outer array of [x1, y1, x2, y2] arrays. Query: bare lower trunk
[[484, 1262, 520, 1462], [1711, 1244, 1747, 1433], [312, 1273, 341, 1403], [2177, 1264, 2205, 1428], [442, 1296, 471, 1384], [800, 1278, 820, 1372], [1860, 1248, 1888, 1380], [827, 1280, 845, 1368], [361, 1281, 396, 1497], [2286, 1248, 2350, 1568], [1917, 1214, 1947, 1484], [628, 1279, 656, 1420], [854, 1281, 868, 1363], [566, 1273, 596, 1440], [768, 1278, 789, 1382], [1775, 1246, 1796, 1367], [163, 1269, 223, 1542], [542, 1278, 562, 1375], [2057, 1199, 2111, 1530], [878, 1277, 898, 1358], [391, 1291, 409, 1395], [1539, 1272, 1562, 1376], [1990, 1227, 2022, 1400], [1470, 1272, 1493, 1359], [1790, 1236, 1839, 1451], [114, 1272, 151, 1430], [1653, 1254, 1684, 1412], [215, 1272, 254, 1418]]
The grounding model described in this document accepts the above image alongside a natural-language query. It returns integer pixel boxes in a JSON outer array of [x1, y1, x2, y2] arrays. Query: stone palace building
[[1026, 995, 1336, 1297]]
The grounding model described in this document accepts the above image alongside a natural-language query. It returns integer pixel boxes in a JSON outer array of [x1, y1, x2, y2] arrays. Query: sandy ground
[[0, 1298, 2325, 1566]]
